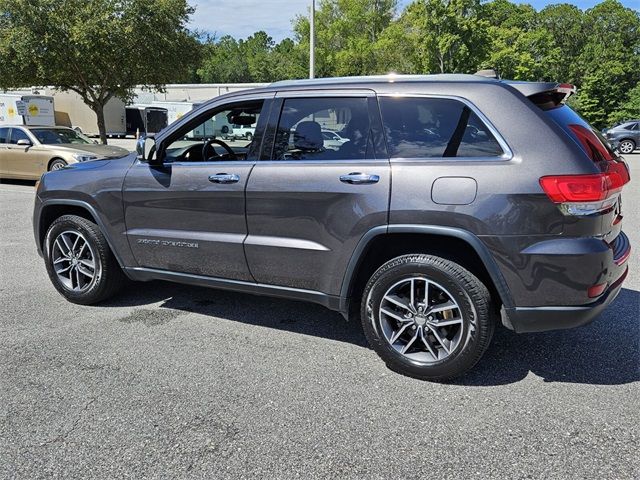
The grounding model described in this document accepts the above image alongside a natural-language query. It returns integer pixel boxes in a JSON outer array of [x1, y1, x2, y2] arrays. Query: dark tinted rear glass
[[0, 127, 8, 144], [379, 97, 504, 159], [545, 105, 615, 161]]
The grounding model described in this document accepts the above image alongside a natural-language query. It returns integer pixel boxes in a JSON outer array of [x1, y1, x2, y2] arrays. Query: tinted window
[[379, 97, 504, 158], [9, 128, 30, 144], [0, 127, 9, 144], [31, 128, 92, 145], [546, 105, 615, 162], [272, 97, 370, 161]]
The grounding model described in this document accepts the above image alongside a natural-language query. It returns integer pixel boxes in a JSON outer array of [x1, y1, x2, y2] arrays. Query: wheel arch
[[339, 225, 514, 317], [47, 157, 67, 171], [37, 199, 125, 268]]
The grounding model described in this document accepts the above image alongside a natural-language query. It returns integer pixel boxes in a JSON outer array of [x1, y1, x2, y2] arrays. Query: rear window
[[545, 105, 615, 162], [0, 127, 8, 144], [379, 97, 505, 159]]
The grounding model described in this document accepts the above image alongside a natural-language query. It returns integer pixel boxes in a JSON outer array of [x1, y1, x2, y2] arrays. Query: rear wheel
[[245, 132, 253, 142], [44, 215, 125, 304], [48, 158, 67, 171], [619, 139, 635, 154], [361, 254, 495, 381]]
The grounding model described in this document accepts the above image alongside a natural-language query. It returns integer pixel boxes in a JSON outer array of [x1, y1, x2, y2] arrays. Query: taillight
[[539, 170, 629, 216]]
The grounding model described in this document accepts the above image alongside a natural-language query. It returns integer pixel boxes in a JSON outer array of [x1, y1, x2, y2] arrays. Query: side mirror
[[16, 139, 32, 147], [136, 135, 157, 163]]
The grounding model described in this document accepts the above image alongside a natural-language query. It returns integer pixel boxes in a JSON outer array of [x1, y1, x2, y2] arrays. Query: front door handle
[[209, 173, 240, 184], [339, 172, 380, 185]]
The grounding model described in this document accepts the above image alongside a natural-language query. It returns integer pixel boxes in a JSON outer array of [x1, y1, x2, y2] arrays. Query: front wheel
[[361, 254, 495, 381], [49, 158, 67, 171], [245, 132, 253, 142], [619, 139, 636, 154], [44, 215, 125, 304]]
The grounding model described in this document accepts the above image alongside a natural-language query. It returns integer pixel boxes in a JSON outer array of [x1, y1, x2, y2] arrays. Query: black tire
[[44, 215, 125, 305], [245, 132, 253, 142], [619, 139, 636, 154], [221, 125, 229, 134], [48, 158, 67, 171], [361, 254, 495, 381]]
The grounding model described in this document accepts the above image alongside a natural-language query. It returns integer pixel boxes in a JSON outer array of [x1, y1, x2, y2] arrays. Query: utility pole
[[309, 0, 315, 79]]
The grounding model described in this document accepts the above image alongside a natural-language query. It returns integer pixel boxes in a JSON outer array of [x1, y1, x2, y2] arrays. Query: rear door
[[244, 90, 390, 295]]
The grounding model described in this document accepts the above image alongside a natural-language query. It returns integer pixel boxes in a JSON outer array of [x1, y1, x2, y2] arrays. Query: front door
[[245, 91, 390, 295], [122, 96, 272, 280], [5, 127, 45, 179]]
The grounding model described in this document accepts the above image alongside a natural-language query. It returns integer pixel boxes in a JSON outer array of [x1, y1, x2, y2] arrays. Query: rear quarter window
[[0, 127, 9, 144], [545, 105, 615, 162], [378, 97, 505, 159]]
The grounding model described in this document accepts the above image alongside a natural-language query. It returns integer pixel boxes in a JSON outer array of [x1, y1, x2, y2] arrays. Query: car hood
[[44, 144, 130, 158]]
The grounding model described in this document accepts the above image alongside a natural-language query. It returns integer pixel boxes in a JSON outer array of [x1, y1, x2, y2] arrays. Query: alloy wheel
[[619, 140, 635, 154], [376, 276, 464, 364], [51, 230, 98, 292]]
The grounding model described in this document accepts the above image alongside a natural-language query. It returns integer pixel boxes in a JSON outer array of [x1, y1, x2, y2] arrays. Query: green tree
[[480, 0, 554, 80], [573, 0, 640, 127], [0, 0, 199, 143], [608, 83, 640, 124], [397, 0, 490, 74], [293, 0, 398, 76]]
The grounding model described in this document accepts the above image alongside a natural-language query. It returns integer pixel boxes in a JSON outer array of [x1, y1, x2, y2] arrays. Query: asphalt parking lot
[[1, 155, 638, 479]]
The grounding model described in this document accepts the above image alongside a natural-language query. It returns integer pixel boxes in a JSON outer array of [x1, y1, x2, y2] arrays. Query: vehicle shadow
[[458, 287, 640, 386], [0, 179, 37, 187], [104, 280, 368, 347], [103, 282, 639, 386]]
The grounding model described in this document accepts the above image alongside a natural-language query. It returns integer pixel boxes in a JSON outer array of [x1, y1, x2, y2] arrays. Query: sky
[[190, 0, 640, 41]]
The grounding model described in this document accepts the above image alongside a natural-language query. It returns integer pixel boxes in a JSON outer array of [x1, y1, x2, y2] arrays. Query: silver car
[[604, 120, 639, 154]]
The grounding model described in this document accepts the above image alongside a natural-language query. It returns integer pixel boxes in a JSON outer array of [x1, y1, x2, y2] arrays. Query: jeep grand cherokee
[[33, 75, 631, 380]]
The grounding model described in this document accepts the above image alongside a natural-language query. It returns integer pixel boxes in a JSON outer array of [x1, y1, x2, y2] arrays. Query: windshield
[[31, 128, 93, 145]]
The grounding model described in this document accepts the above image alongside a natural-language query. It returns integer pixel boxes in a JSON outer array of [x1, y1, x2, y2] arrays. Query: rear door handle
[[209, 173, 240, 184], [339, 172, 380, 185]]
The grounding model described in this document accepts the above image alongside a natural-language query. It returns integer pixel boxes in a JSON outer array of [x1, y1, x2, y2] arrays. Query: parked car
[[0, 125, 129, 180], [604, 120, 639, 154], [321, 130, 349, 150], [32, 75, 631, 381], [229, 124, 256, 142]]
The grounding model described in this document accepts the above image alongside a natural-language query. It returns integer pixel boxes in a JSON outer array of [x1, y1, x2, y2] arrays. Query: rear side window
[[0, 127, 8, 144], [379, 97, 504, 159], [545, 105, 615, 162], [272, 97, 371, 161]]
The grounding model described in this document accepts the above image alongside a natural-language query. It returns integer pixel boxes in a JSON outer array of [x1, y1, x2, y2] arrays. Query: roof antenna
[[475, 69, 499, 79]]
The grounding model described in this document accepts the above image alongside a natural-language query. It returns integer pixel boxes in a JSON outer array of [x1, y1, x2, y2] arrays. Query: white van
[[0, 95, 55, 126]]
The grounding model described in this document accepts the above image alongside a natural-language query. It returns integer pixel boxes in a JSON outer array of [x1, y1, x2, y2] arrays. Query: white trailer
[[0, 94, 55, 126], [45, 89, 126, 137], [151, 101, 199, 126]]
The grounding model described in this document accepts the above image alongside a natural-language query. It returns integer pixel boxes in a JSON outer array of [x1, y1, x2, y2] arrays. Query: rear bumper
[[503, 265, 628, 333]]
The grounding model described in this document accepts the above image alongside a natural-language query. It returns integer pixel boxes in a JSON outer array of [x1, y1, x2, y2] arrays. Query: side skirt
[[124, 267, 343, 313]]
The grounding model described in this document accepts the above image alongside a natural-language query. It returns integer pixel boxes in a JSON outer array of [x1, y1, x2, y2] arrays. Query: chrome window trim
[[376, 93, 514, 162]]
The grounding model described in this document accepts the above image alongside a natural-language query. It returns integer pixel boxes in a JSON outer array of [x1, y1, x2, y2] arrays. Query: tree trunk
[[93, 102, 107, 145]]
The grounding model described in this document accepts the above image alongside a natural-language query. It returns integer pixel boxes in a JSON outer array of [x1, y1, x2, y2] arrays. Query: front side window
[[379, 97, 504, 159], [9, 128, 30, 144], [272, 97, 371, 161], [162, 99, 264, 163]]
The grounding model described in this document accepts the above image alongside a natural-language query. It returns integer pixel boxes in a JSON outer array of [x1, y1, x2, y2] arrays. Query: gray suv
[[33, 75, 631, 381], [604, 120, 639, 154]]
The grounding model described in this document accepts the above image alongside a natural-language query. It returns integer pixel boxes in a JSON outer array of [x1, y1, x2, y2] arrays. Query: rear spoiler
[[505, 81, 577, 109]]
